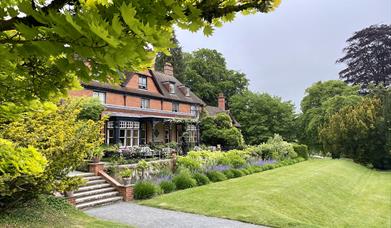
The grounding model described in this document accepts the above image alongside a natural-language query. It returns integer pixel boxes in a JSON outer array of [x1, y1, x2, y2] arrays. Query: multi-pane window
[[138, 76, 147, 89], [141, 98, 150, 109], [191, 105, 197, 116], [93, 91, 106, 104], [119, 121, 140, 147], [172, 102, 179, 112], [106, 121, 114, 144], [106, 121, 140, 147], [187, 125, 197, 143]]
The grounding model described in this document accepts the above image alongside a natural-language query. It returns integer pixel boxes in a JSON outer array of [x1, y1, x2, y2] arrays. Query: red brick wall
[[179, 103, 190, 113], [150, 99, 161, 110], [126, 96, 140, 108], [106, 93, 124, 105], [162, 101, 172, 111]]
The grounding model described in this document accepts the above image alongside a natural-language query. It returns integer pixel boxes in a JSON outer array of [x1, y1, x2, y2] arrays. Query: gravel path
[[85, 202, 267, 228]]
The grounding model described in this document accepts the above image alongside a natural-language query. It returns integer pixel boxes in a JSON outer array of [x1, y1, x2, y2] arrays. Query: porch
[[104, 116, 200, 150]]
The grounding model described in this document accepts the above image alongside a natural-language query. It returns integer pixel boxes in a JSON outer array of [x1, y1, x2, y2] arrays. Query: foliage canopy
[[0, 0, 280, 104], [337, 24, 391, 90], [230, 91, 295, 145], [200, 112, 244, 149]]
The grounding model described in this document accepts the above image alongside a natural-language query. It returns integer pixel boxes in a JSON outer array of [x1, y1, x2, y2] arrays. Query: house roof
[[150, 70, 206, 106], [205, 106, 241, 128], [81, 70, 206, 106]]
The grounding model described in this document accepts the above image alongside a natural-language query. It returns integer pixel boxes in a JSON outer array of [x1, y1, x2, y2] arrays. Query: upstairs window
[[169, 83, 175, 94], [138, 76, 147, 90], [191, 105, 197, 115], [93, 91, 106, 104], [172, 102, 179, 112], [141, 98, 150, 109]]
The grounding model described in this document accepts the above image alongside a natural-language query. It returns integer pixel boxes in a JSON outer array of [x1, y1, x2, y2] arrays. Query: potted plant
[[120, 168, 133, 185], [90, 146, 105, 163], [63, 177, 86, 197]]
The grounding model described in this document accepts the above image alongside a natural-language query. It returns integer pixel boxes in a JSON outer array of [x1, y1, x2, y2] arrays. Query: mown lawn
[[0, 195, 130, 228], [141, 159, 391, 227]]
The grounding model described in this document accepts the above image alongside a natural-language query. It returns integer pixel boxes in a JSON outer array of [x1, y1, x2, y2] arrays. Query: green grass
[[0, 195, 131, 227], [141, 159, 391, 227]]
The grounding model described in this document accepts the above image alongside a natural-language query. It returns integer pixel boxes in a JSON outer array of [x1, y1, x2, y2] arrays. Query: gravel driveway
[[85, 202, 267, 228]]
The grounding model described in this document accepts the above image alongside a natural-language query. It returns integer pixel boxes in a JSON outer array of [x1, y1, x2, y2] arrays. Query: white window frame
[[191, 105, 197, 115], [118, 121, 140, 147], [140, 98, 150, 109], [93, 91, 106, 104], [138, 76, 147, 90]]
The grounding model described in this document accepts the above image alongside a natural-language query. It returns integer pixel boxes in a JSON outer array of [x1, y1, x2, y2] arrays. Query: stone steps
[[75, 196, 123, 209], [73, 186, 117, 198], [72, 172, 123, 209]]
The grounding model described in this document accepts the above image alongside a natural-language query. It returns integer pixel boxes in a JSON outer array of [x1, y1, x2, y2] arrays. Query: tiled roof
[[151, 70, 206, 106], [81, 70, 205, 105]]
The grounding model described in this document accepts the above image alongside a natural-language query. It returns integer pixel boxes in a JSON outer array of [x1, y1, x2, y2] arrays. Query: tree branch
[[0, 0, 76, 31]]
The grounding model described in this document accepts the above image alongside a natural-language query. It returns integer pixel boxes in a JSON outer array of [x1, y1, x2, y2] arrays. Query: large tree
[[0, 0, 281, 104], [319, 97, 390, 169], [337, 24, 391, 90], [230, 91, 295, 145], [298, 80, 361, 151], [154, 32, 186, 82], [183, 48, 249, 106]]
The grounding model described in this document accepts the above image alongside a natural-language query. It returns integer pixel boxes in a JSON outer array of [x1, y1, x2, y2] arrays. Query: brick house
[[69, 63, 205, 148]]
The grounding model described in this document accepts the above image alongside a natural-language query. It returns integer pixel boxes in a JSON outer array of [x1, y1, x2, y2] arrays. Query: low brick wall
[[105, 158, 175, 184]]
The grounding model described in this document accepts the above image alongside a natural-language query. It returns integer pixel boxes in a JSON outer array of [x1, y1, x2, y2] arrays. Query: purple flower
[[250, 159, 276, 167], [206, 165, 230, 172]]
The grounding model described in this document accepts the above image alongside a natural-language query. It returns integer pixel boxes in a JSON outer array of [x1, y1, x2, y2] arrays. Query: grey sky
[[176, 0, 391, 112]]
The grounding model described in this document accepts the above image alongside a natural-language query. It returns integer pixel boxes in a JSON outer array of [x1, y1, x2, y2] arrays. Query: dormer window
[[169, 83, 175, 94], [138, 75, 147, 90]]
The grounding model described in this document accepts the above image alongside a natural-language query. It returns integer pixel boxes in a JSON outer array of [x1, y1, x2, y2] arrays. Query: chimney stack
[[218, 93, 225, 110], [164, 62, 174, 77]]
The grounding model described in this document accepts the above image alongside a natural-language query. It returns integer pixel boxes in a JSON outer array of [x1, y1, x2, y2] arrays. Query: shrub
[[133, 181, 158, 199], [246, 166, 262, 174], [293, 144, 309, 160], [76, 97, 104, 121], [176, 156, 202, 172], [262, 164, 275, 170], [206, 171, 227, 182], [231, 169, 244, 178], [192, 173, 210, 186], [0, 139, 47, 203], [0, 99, 104, 204], [159, 181, 176, 194], [223, 169, 235, 179], [259, 134, 297, 160], [241, 169, 250, 175], [172, 171, 197, 190], [223, 152, 247, 168]]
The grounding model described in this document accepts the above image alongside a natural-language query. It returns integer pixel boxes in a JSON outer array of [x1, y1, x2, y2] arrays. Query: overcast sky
[[176, 0, 391, 111]]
